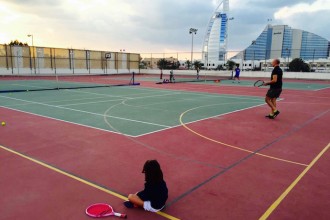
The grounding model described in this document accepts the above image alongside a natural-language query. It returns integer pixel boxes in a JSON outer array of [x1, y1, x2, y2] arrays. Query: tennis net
[[0, 72, 140, 93], [155, 71, 232, 84]]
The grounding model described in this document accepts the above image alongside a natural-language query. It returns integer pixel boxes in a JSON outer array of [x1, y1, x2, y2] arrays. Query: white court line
[[120, 90, 264, 109], [43, 96, 119, 104], [1, 106, 131, 137], [8, 94, 121, 106], [64, 87, 263, 106], [135, 94, 263, 108], [124, 97, 197, 109], [58, 99, 126, 107], [66, 87, 182, 99], [0, 95, 171, 128], [133, 102, 266, 137], [66, 89, 135, 99], [72, 87, 180, 99], [10, 83, 50, 89], [2, 96, 119, 107], [58, 91, 183, 107], [0, 88, 267, 137], [149, 86, 265, 100], [135, 85, 264, 101], [314, 86, 330, 91]]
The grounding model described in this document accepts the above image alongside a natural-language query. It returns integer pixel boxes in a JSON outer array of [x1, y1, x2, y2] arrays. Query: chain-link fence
[[2, 44, 329, 75], [0, 44, 140, 75]]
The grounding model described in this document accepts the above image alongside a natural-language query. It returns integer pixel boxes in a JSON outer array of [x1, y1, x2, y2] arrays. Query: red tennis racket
[[86, 203, 127, 218]]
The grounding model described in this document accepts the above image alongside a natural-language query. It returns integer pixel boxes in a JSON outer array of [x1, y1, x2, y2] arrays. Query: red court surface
[[0, 78, 329, 220]]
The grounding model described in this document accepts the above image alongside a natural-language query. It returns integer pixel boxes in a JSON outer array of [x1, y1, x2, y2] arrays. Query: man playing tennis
[[264, 59, 283, 119], [232, 64, 241, 83]]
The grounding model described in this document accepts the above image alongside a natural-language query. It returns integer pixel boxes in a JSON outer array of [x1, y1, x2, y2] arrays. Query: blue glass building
[[241, 25, 330, 61]]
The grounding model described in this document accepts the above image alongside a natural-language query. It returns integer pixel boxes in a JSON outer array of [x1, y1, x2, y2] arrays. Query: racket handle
[[114, 212, 127, 218]]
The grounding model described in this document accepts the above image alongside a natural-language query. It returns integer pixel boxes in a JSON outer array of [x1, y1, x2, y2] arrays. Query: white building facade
[[202, 0, 230, 69]]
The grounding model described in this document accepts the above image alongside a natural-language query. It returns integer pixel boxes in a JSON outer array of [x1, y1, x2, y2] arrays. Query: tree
[[216, 64, 225, 70], [157, 58, 168, 79], [157, 58, 168, 70], [193, 60, 202, 70], [289, 58, 310, 72], [8, 40, 28, 46], [226, 60, 237, 70], [185, 60, 191, 69], [169, 60, 179, 70], [156, 58, 179, 71], [139, 60, 147, 69]]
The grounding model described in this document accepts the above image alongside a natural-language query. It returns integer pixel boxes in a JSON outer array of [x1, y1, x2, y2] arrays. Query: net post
[[132, 71, 135, 84]]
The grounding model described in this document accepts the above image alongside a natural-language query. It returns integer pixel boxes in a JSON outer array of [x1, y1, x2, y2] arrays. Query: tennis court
[[0, 87, 265, 136], [1, 74, 329, 220]]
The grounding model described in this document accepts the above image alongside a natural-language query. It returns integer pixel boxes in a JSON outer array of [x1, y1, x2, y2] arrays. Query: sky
[[1, 0, 329, 54]]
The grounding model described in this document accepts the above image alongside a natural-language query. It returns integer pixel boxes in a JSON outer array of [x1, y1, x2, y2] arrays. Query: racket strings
[[99, 208, 112, 216], [254, 80, 264, 87]]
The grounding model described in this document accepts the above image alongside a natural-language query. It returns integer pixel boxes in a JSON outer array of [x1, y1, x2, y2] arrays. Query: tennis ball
[[1, 122, 6, 126]]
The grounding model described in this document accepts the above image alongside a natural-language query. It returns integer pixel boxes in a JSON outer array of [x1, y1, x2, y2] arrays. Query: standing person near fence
[[264, 58, 283, 119], [196, 67, 200, 80], [124, 160, 168, 212], [169, 70, 175, 83], [232, 65, 240, 83]]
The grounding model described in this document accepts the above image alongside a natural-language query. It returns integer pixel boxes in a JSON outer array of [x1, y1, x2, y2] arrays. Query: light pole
[[27, 34, 36, 74], [27, 34, 34, 46], [225, 17, 234, 63], [189, 28, 198, 69]]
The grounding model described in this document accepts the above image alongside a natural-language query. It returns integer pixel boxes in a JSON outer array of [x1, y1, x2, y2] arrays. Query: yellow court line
[[259, 142, 330, 220], [179, 110, 308, 167], [0, 145, 180, 220]]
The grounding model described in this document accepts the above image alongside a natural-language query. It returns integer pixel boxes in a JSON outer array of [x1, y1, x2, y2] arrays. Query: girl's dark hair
[[142, 160, 163, 183]]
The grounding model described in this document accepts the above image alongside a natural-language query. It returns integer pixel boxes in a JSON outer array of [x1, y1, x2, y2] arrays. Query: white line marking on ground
[[0, 95, 171, 128]]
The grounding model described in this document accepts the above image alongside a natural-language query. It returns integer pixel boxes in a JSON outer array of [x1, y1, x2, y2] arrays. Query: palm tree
[[157, 58, 168, 79], [9, 40, 28, 46], [185, 60, 191, 69], [157, 58, 168, 70], [226, 60, 237, 71], [193, 60, 202, 70], [289, 58, 310, 72]]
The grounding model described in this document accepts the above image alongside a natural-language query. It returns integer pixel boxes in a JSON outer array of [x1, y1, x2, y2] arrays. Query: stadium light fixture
[[27, 34, 36, 74], [27, 34, 34, 46], [189, 28, 198, 67]]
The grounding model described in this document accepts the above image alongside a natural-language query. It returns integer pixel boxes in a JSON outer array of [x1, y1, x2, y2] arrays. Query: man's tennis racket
[[254, 80, 265, 87], [86, 203, 127, 218]]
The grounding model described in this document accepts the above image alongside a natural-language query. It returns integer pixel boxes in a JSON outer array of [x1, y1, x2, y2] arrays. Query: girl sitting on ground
[[124, 160, 168, 212]]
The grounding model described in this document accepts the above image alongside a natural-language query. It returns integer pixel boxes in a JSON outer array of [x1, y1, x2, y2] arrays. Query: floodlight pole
[[27, 34, 34, 46], [267, 18, 272, 26], [27, 34, 36, 74], [225, 17, 234, 63], [189, 28, 198, 69]]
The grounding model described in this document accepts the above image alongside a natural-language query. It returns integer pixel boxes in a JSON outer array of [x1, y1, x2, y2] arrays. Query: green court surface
[[0, 87, 264, 136]]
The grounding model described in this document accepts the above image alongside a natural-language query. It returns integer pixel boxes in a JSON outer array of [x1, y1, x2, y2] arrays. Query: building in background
[[232, 24, 330, 71], [202, 0, 232, 69]]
